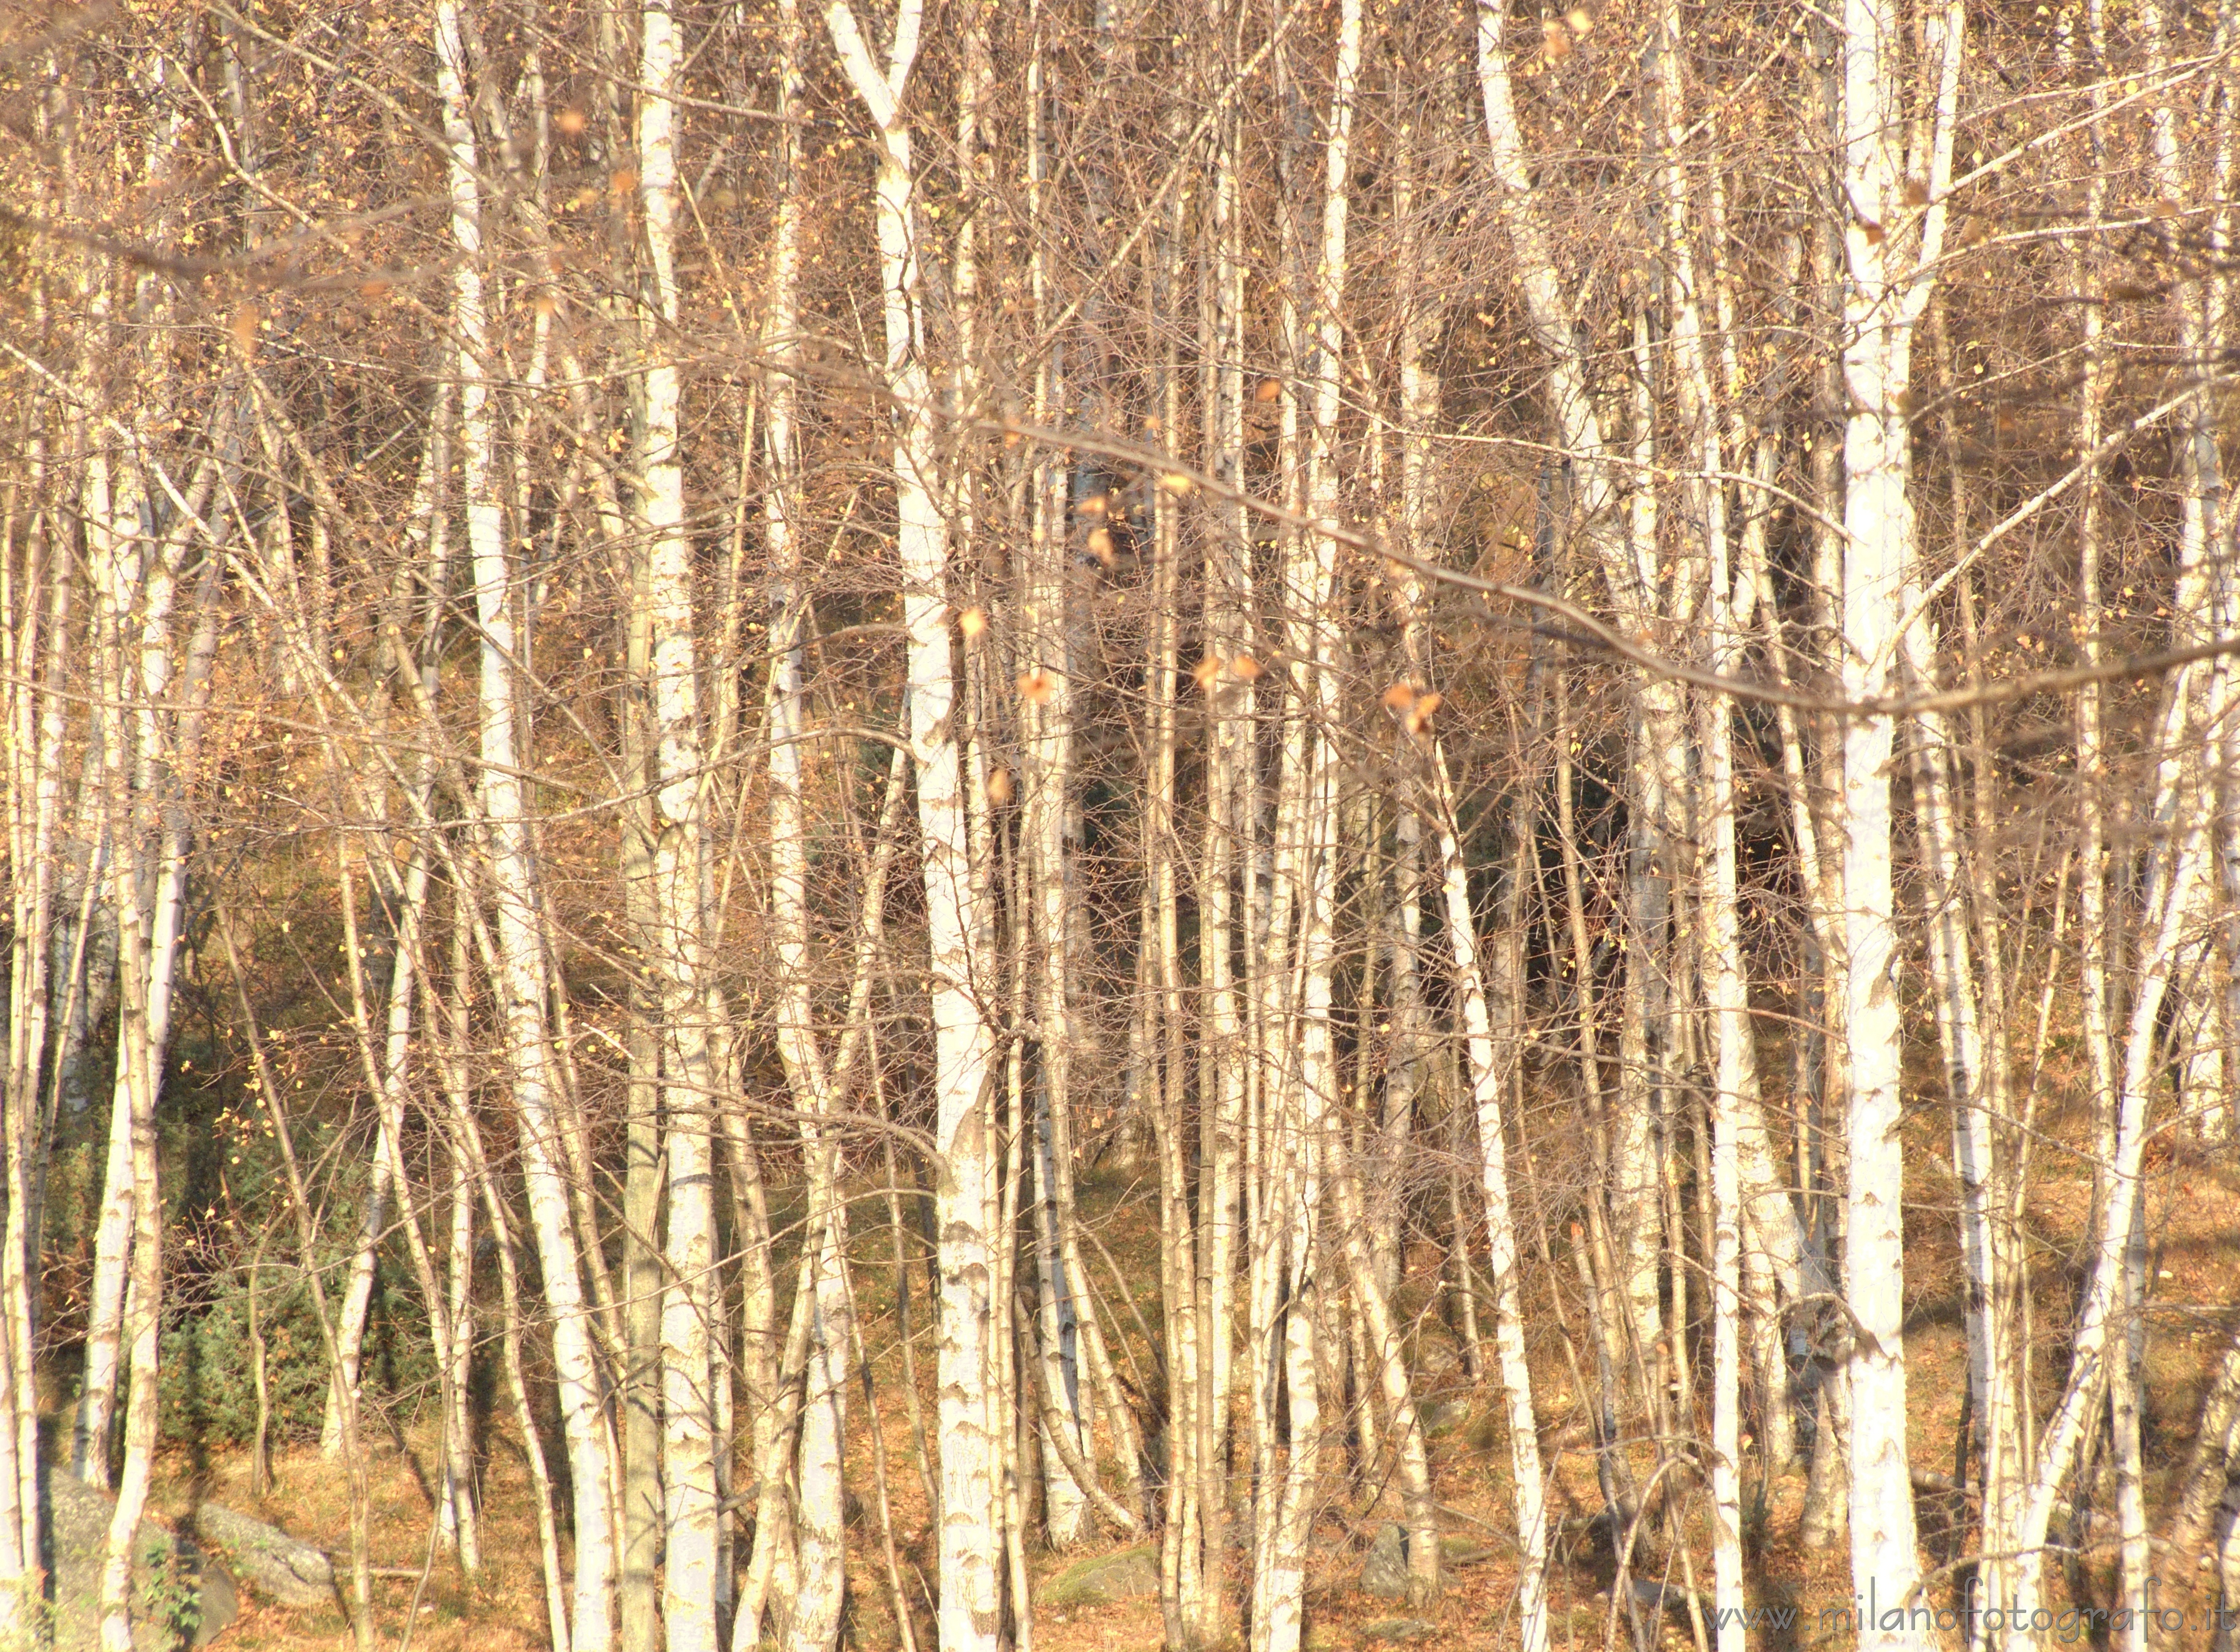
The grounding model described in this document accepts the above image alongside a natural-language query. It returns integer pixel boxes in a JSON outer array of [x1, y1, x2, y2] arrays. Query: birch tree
[[823, 5, 1006, 1644], [1830, 1, 1962, 1640], [632, 5, 731, 1648], [440, 5, 618, 1643], [10, 10, 2240, 1652]]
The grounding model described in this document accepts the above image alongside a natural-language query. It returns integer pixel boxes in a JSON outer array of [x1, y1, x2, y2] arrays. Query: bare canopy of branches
[[3, 2, 2237, 1651]]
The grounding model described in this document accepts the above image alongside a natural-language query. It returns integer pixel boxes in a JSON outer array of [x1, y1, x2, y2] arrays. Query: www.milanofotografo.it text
[[1719, 1579, 2235, 1643]]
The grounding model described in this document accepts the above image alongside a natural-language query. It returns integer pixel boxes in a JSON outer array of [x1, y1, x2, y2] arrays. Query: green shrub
[[158, 1250, 440, 1450], [160, 1269, 329, 1449]]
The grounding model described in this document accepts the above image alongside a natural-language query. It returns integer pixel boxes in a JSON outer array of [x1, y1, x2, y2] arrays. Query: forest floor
[[131, 1067, 2240, 1652]]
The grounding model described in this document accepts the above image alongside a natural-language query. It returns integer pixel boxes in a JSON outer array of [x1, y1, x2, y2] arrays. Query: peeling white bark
[[440, 6, 616, 1643], [823, 4, 1003, 1644]]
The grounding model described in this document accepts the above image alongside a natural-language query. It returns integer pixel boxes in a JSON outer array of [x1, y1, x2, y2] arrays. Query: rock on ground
[[1416, 1397, 1472, 1436], [1359, 1618, 1437, 1643], [1040, 1543, 1159, 1608], [189, 1503, 337, 1607], [1361, 1521, 1488, 1604], [1359, 1522, 1412, 1600], [47, 1471, 238, 1652]]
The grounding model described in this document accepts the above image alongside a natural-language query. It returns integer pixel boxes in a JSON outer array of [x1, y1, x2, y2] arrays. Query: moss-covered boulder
[[47, 1472, 237, 1652], [1041, 1543, 1159, 1608]]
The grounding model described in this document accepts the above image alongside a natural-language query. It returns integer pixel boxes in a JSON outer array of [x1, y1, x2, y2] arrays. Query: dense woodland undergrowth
[[4, 0, 2240, 1649]]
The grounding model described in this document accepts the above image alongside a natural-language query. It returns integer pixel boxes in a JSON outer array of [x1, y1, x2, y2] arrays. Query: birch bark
[[0, 433, 67, 1632], [1020, 18, 1091, 1544], [1244, 11, 1358, 1647], [1831, 0, 1963, 1639], [1472, 0, 1672, 1375], [1648, 9, 1745, 1627], [100, 481, 224, 1652], [1425, 751, 1548, 1652], [1185, 55, 1253, 1646], [634, 5, 725, 1645], [439, 7, 618, 1644], [760, 1, 852, 1639], [91, 527, 156, 1652], [823, 6, 1004, 1643], [73, 449, 147, 1492]]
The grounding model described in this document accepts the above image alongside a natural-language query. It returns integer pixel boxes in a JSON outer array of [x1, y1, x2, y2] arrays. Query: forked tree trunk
[[1244, 10, 1357, 1646], [1020, 35, 1092, 1537], [823, 6, 1005, 1644], [747, 0, 836, 1641], [74, 459, 148, 1492], [0, 442, 70, 1629]]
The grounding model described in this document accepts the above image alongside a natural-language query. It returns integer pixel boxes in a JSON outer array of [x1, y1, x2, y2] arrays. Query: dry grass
[[128, 1080, 2240, 1652], [145, 1427, 550, 1652]]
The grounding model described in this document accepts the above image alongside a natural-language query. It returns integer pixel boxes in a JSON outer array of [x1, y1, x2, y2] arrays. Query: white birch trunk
[[1020, 126, 1091, 1531], [752, 0, 845, 1643], [1650, 9, 1745, 1626], [1246, 12, 1359, 1647], [102, 526, 222, 1652], [1831, 0, 1962, 1638], [73, 459, 147, 1488], [791, 1210, 853, 1652], [320, 1159, 390, 1458], [2071, 12, 2121, 1635], [1426, 752, 1548, 1652], [438, 8, 616, 1644], [823, 7, 1003, 1644], [0, 451, 68, 1626], [635, 6, 723, 1647], [1184, 78, 1252, 1648]]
